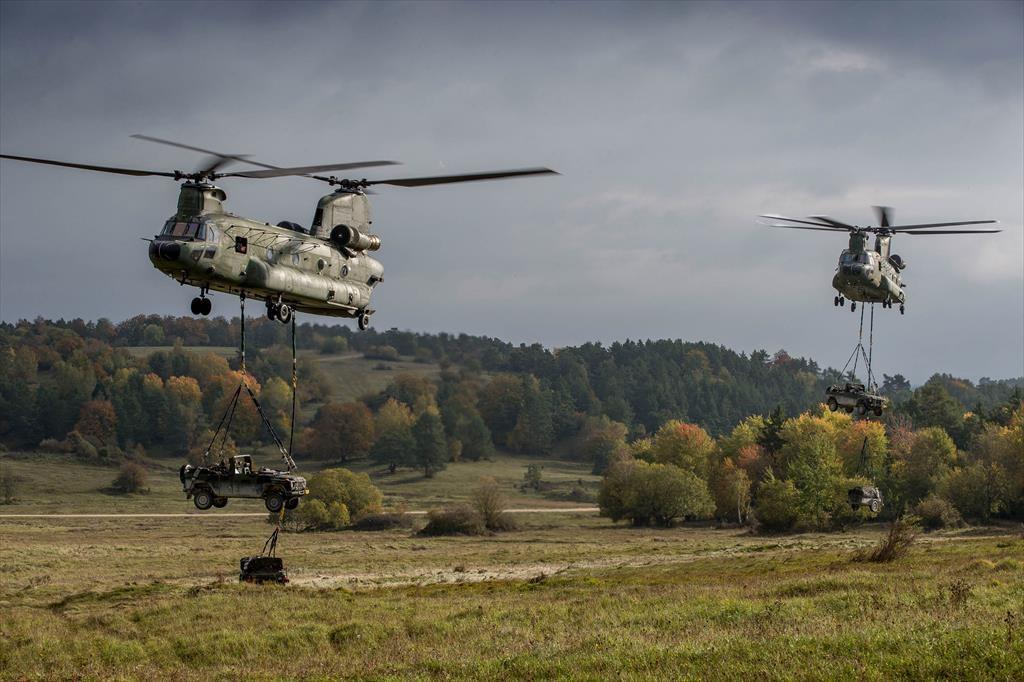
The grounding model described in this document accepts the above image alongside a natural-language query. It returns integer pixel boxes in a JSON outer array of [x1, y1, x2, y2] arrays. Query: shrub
[[473, 476, 516, 531], [277, 467, 381, 531], [856, 517, 919, 563], [364, 345, 400, 361], [419, 505, 487, 536], [350, 512, 413, 532], [913, 495, 963, 530], [66, 431, 98, 461], [754, 471, 800, 532], [110, 462, 148, 494], [598, 458, 714, 527], [0, 464, 22, 504]]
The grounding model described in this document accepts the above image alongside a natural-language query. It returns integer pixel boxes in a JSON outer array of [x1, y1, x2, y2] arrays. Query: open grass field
[[0, 451, 598, 515], [1, 456, 1022, 679], [1, 512, 1022, 679]]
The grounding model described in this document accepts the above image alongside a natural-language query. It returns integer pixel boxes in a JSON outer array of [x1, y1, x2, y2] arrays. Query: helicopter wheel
[[266, 303, 278, 321], [900, 304, 905, 315], [200, 297, 212, 316], [850, 302, 856, 312], [277, 304, 292, 324], [190, 297, 203, 315], [358, 312, 370, 331], [839, 296, 845, 307], [833, 296, 839, 307]]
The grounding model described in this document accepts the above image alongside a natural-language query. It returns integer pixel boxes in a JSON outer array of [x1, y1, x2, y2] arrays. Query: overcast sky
[[1, 0, 1021, 383]]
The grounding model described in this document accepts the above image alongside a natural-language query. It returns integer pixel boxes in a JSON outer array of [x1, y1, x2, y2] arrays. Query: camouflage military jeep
[[180, 454, 307, 512], [848, 486, 883, 513], [825, 382, 889, 417]]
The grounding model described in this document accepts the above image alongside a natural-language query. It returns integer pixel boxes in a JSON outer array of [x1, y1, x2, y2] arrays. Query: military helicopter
[[0, 136, 556, 329], [759, 206, 1000, 314]]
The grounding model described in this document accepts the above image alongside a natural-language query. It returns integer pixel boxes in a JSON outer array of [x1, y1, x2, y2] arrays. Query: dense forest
[[1, 315, 1021, 526]]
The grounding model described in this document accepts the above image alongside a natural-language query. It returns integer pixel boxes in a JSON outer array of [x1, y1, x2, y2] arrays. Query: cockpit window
[[162, 219, 206, 240]]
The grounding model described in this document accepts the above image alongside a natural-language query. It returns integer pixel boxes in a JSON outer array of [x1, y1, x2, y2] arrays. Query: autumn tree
[[306, 402, 375, 463], [650, 420, 715, 479], [412, 410, 448, 478], [371, 398, 416, 469]]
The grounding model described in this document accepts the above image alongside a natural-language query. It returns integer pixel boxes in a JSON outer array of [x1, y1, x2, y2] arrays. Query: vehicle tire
[[190, 297, 202, 315], [358, 312, 370, 331], [869, 499, 880, 513], [179, 464, 188, 484], [277, 304, 292, 324], [827, 397, 838, 412], [855, 401, 867, 416], [193, 489, 214, 510], [266, 304, 278, 321], [285, 497, 299, 510], [265, 492, 285, 513], [200, 297, 212, 316], [212, 497, 227, 508], [873, 406, 883, 417]]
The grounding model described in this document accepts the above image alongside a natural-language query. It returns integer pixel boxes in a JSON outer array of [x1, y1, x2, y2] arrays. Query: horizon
[[4, 313, 1021, 387]]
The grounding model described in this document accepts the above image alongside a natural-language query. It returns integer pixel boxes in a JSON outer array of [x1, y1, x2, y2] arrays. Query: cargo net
[[202, 293, 297, 471], [841, 303, 879, 392]]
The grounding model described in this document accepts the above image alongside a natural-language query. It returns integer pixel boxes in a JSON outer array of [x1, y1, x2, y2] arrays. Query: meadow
[[1, 455, 1022, 679]]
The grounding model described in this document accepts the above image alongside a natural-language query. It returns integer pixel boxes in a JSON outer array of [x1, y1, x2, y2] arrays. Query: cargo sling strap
[[840, 303, 878, 392], [201, 293, 298, 471]]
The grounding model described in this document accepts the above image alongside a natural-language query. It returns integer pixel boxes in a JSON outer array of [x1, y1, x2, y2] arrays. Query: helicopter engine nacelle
[[330, 224, 381, 252], [889, 254, 906, 270]]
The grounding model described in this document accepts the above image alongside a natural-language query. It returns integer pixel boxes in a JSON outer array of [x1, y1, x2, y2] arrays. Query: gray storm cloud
[[1, 0, 1021, 383]]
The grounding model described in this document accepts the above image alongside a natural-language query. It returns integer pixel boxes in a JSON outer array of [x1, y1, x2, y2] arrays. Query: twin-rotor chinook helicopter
[[759, 206, 1000, 314], [0, 135, 557, 329]]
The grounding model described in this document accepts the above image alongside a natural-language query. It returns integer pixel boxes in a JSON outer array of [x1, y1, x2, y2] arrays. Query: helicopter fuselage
[[148, 183, 382, 321], [831, 232, 905, 306]]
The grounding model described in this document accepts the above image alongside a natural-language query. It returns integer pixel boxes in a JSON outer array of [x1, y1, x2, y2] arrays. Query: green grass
[[1, 515, 1021, 679], [0, 452, 597, 514], [311, 351, 443, 404]]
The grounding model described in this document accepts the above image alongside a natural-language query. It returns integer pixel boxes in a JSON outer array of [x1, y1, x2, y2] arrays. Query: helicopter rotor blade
[[901, 229, 1002, 235], [364, 167, 559, 187], [807, 215, 858, 230], [872, 205, 893, 228], [887, 220, 998, 230], [765, 224, 846, 232], [757, 214, 845, 228], [224, 161, 400, 179], [132, 134, 269, 171], [0, 153, 178, 177]]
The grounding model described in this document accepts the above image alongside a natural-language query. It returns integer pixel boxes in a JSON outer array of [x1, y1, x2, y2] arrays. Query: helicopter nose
[[149, 241, 182, 261]]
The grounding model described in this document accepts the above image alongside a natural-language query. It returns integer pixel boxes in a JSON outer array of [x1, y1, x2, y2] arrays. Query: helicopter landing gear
[[850, 301, 857, 313], [265, 298, 292, 324], [836, 296, 845, 308], [190, 289, 212, 316], [899, 304, 905, 315], [357, 311, 371, 331], [833, 296, 839, 307]]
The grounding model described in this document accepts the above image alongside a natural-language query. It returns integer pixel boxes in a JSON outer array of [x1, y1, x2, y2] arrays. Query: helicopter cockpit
[[158, 217, 219, 243]]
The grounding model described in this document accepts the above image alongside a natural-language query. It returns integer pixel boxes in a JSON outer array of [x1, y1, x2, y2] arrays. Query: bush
[[350, 512, 413, 532], [110, 462, 148, 494], [66, 431, 98, 460], [473, 476, 516, 531], [0, 464, 22, 504], [913, 495, 963, 530], [320, 336, 348, 355], [754, 471, 801, 532], [856, 517, 919, 563], [598, 458, 714, 527], [277, 467, 381, 531], [364, 345, 400, 361], [419, 505, 487, 536]]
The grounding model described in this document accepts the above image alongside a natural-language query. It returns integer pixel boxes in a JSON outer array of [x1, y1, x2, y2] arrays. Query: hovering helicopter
[[0, 136, 557, 329], [758, 206, 1000, 314]]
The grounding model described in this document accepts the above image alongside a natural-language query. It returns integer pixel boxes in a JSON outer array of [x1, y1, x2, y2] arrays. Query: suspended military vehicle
[[0, 135, 557, 329], [758, 206, 999, 314]]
